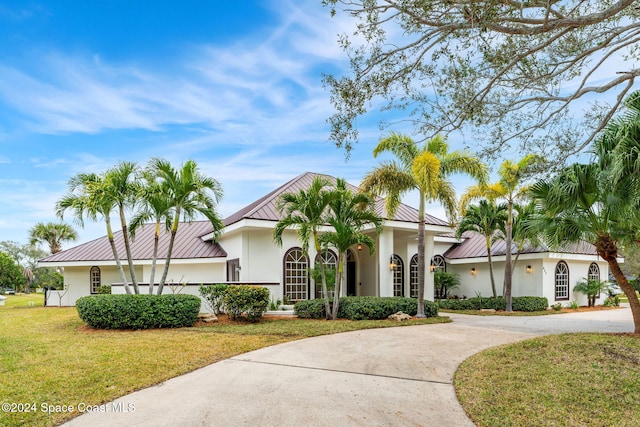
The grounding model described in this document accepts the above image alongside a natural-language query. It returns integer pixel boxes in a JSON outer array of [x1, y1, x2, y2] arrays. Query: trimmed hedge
[[295, 296, 439, 320], [437, 296, 548, 312], [224, 285, 270, 322], [76, 294, 201, 329], [199, 283, 228, 314]]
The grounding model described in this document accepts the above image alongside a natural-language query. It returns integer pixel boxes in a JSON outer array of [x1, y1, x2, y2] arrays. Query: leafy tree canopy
[[0, 251, 26, 291], [323, 1, 640, 163]]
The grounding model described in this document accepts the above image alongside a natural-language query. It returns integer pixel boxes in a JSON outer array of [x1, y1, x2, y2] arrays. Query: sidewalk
[[61, 307, 634, 426]]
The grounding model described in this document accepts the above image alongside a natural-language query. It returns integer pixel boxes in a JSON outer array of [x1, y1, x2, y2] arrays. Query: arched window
[[314, 249, 337, 299], [284, 248, 309, 302], [555, 261, 570, 301], [90, 266, 101, 294], [588, 263, 600, 282], [409, 254, 419, 298], [392, 254, 404, 297], [431, 254, 446, 272]]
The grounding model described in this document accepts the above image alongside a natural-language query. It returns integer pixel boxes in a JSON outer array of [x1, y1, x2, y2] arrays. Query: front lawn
[[1, 293, 44, 308], [0, 306, 449, 427], [455, 333, 640, 427]]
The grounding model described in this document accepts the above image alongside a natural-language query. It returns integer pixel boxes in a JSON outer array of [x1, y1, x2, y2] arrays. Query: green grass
[[455, 333, 640, 427], [1, 293, 44, 308], [0, 305, 449, 427]]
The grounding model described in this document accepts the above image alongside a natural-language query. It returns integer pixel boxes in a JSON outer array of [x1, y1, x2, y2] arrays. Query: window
[[314, 249, 337, 299], [392, 254, 404, 297], [284, 248, 308, 302], [409, 254, 419, 298], [90, 266, 101, 294], [588, 263, 600, 282], [431, 254, 446, 272], [555, 261, 570, 300], [226, 259, 240, 282]]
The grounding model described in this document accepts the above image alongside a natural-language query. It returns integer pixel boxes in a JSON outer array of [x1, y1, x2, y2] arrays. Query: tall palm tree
[[150, 158, 224, 295], [320, 178, 383, 320], [103, 161, 140, 293], [502, 201, 541, 272], [456, 200, 507, 297], [56, 173, 133, 294], [273, 176, 334, 317], [459, 154, 541, 311], [529, 163, 640, 334], [130, 169, 174, 295], [29, 222, 78, 254], [361, 132, 487, 317]]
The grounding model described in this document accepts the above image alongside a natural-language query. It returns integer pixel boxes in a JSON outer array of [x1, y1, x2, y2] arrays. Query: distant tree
[[323, 1, 640, 161], [0, 251, 26, 292], [29, 222, 78, 254]]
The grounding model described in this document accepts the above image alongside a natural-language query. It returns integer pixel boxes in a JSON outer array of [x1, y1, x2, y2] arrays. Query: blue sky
[[2, 0, 421, 248], [0, 1, 616, 250]]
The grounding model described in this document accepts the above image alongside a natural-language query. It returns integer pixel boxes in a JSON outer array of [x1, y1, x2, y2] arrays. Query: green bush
[[223, 285, 270, 322], [199, 283, 228, 314], [294, 297, 438, 320], [76, 294, 201, 329], [96, 285, 112, 294], [437, 296, 548, 312]]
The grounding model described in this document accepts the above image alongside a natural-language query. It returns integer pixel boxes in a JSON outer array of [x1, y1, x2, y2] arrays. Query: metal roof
[[444, 231, 599, 259], [223, 171, 449, 227], [40, 221, 226, 263]]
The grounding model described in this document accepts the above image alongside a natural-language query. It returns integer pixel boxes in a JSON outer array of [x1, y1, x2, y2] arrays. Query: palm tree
[[130, 169, 174, 295], [29, 222, 78, 254], [273, 176, 334, 317], [459, 154, 541, 311], [150, 158, 224, 295], [56, 173, 133, 294], [529, 162, 640, 333], [360, 132, 487, 317], [456, 200, 507, 297], [103, 161, 140, 293], [574, 278, 610, 307], [502, 201, 541, 273], [320, 178, 383, 320]]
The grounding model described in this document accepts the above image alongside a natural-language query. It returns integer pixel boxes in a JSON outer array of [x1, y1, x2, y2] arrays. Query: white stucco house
[[38, 171, 613, 309]]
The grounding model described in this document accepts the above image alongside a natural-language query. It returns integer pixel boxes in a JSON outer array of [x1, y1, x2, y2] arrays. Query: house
[[38, 172, 613, 309]]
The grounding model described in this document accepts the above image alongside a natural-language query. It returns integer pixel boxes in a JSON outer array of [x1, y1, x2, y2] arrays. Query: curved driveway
[[62, 307, 634, 427]]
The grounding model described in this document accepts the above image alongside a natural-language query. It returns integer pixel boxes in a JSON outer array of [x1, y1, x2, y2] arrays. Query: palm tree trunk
[[416, 195, 426, 317], [149, 220, 160, 295], [158, 212, 180, 295], [504, 200, 514, 312], [315, 234, 331, 320], [105, 217, 132, 295], [607, 257, 640, 334], [487, 239, 497, 298], [331, 252, 344, 320], [119, 207, 139, 294]]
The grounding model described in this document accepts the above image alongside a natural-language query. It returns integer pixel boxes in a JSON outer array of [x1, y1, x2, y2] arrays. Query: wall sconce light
[[235, 265, 242, 273], [526, 265, 533, 274], [429, 264, 436, 273], [357, 243, 363, 251], [389, 256, 397, 271], [470, 267, 477, 276]]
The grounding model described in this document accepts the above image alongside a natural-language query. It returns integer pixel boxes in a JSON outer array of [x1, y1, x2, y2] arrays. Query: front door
[[347, 249, 356, 296]]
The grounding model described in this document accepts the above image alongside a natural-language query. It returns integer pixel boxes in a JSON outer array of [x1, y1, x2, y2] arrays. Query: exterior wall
[[542, 258, 609, 307]]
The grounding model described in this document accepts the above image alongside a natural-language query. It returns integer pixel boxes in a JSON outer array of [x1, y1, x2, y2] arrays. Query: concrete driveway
[[61, 307, 634, 427]]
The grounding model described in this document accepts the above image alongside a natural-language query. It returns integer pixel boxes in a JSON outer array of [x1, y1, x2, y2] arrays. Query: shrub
[[294, 299, 327, 319], [294, 297, 438, 320], [76, 294, 201, 329], [437, 296, 548, 312], [96, 285, 112, 294], [223, 285, 270, 322], [551, 302, 563, 311], [199, 283, 228, 314], [604, 295, 621, 307]]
